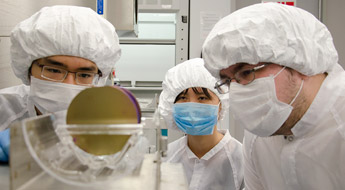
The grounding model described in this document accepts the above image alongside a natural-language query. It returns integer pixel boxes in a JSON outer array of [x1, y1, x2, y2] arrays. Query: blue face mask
[[173, 102, 219, 136]]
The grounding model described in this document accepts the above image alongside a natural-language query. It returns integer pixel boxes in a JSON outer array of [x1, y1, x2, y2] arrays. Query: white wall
[[189, 0, 234, 59], [235, 0, 320, 18], [322, 0, 345, 68]]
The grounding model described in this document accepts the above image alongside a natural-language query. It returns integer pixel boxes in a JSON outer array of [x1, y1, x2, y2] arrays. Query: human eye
[[236, 68, 254, 82], [78, 73, 93, 79], [179, 96, 187, 100], [239, 69, 252, 77], [223, 78, 231, 85], [175, 95, 188, 103], [45, 67, 63, 74], [198, 96, 209, 101]]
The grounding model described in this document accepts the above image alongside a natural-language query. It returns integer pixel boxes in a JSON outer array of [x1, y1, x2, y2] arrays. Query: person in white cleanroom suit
[[202, 3, 345, 190], [159, 58, 244, 190], [0, 5, 121, 162]]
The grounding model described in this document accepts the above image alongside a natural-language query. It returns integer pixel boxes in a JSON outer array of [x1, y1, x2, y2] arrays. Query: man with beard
[[202, 3, 345, 190]]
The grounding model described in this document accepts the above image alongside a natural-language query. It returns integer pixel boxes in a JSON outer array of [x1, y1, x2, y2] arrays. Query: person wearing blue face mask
[[158, 58, 244, 190]]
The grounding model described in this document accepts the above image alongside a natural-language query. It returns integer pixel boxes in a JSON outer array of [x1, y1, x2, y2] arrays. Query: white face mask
[[229, 67, 304, 137], [28, 77, 89, 116]]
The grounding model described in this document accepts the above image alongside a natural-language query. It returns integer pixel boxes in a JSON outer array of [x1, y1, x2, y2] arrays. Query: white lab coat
[[0, 84, 31, 131], [164, 130, 244, 190], [243, 65, 345, 190]]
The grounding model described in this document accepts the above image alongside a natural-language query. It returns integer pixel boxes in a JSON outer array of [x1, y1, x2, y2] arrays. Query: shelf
[[124, 87, 163, 91]]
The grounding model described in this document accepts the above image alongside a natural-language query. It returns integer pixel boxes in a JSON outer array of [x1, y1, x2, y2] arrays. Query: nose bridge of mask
[[176, 102, 219, 116], [30, 76, 89, 100]]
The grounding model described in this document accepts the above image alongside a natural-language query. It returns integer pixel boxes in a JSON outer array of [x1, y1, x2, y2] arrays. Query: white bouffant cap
[[202, 3, 338, 78], [11, 5, 121, 85]]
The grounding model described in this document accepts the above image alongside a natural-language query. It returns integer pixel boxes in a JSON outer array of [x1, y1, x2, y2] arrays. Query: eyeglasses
[[34, 62, 101, 85], [214, 64, 267, 94]]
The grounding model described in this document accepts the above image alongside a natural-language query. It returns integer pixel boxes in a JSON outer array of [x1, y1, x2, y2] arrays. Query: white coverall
[[165, 130, 244, 190], [0, 85, 30, 130], [243, 65, 345, 190]]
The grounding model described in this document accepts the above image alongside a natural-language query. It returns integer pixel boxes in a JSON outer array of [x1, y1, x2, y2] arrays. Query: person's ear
[[218, 102, 222, 119]]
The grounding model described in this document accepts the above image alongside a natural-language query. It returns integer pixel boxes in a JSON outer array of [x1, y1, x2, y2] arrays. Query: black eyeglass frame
[[214, 64, 268, 94]]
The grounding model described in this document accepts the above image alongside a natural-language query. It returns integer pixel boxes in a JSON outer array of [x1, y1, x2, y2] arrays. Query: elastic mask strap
[[273, 66, 286, 78], [289, 80, 304, 106]]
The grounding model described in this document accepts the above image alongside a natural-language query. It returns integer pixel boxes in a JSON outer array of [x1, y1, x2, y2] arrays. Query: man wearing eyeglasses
[[202, 3, 345, 190], [0, 5, 121, 162]]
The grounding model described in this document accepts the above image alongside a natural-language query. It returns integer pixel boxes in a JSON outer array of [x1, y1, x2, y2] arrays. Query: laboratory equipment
[[10, 86, 188, 190]]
